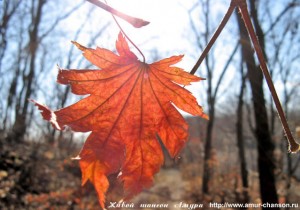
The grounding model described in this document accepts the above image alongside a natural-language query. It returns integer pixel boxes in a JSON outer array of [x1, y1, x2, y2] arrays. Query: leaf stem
[[102, 0, 146, 62], [110, 13, 146, 63], [238, 0, 300, 153], [189, 2, 235, 75]]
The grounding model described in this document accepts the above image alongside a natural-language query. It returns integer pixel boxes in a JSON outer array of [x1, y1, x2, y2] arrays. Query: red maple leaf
[[31, 32, 207, 209]]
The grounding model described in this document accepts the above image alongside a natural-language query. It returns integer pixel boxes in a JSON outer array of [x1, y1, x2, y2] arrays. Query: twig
[[86, 0, 149, 28], [189, 2, 236, 75], [238, 0, 300, 153], [190, 0, 300, 153]]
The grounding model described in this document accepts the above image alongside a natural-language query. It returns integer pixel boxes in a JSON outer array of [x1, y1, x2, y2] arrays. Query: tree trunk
[[237, 0, 279, 207], [201, 0, 215, 196], [0, 1, 21, 71], [202, 102, 214, 194], [9, 0, 46, 142], [236, 62, 249, 205]]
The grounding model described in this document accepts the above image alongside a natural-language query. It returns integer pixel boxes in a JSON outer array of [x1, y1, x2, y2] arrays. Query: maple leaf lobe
[[71, 41, 87, 51]]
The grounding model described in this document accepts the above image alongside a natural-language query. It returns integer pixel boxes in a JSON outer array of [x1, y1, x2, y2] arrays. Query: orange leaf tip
[[201, 112, 209, 120], [71, 41, 87, 51]]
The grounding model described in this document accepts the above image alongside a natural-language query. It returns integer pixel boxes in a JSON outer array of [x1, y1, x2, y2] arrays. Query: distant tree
[[7, 0, 47, 143], [1, 0, 85, 143], [237, 0, 279, 206], [248, 0, 300, 206], [235, 58, 249, 205], [188, 0, 239, 195], [0, 1, 21, 72]]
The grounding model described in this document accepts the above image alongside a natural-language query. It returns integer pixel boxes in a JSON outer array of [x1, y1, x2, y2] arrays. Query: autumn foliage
[[31, 32, 207, 208]]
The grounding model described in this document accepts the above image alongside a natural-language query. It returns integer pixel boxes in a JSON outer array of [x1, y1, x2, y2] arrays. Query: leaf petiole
[[89, 0, 146, 63]]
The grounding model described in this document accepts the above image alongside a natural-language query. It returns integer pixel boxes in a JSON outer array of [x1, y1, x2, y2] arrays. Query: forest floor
[[1, 139, 300, 210]]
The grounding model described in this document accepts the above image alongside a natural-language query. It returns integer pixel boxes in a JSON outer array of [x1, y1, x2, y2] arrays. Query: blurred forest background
[[1, 0, 300, 209]]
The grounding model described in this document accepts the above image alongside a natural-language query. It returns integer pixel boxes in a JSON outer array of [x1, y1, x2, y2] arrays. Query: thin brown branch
[[86, 0, 149, 28], [189, 0, 299, 153], [238, 1, 300, 153], [190, 2, 236, 75]]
